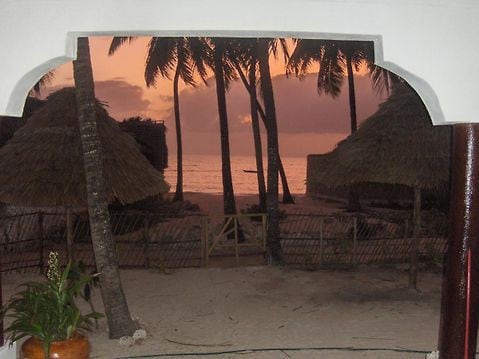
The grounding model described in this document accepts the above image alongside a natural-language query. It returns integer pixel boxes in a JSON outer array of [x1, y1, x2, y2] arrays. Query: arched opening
[[0, 1, 477, 354], [0, 34, 458, 359]]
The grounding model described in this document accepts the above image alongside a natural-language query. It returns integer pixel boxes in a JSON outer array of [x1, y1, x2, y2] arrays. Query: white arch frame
[[1, 0, 478, 126]]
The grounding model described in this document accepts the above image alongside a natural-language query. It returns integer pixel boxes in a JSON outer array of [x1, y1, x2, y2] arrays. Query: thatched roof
[[0, 97, 45, 146], [309, 82, 451, 191], [0, 87, 170, 208]]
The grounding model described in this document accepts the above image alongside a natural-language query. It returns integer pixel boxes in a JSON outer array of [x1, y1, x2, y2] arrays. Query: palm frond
[[144, 37, 177, 87], [187, 37, 211, 85], [31, 71, 55, 95], [318, 45, 344, 97], [108, 36, 137, 56]]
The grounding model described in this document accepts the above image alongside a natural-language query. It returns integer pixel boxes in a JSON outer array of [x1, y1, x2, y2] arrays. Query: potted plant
[[2, 252, 102, 358]]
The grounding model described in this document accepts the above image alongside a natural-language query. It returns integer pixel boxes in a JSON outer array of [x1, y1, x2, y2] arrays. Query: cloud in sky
[[43, 71, 385, 157], [168, 73, 384, 136], [44, 79, 152, 121], [94, 80, 151, 120]]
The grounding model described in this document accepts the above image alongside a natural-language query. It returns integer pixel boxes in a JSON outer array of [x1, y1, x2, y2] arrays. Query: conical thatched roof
[[0, 97, 45, 146], [0, 87, 170, 208], [310, 82, 451, 191]]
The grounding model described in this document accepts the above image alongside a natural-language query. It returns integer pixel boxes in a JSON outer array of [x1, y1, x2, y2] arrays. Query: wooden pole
[[319, 217, 324, 267], [234, 216, 239, 265], [0, 238, 3, 346], [143, 217, 150, 269], [438, 124, 479, 359], [352, 217, 357, 265], [409, 186, 421, 290]]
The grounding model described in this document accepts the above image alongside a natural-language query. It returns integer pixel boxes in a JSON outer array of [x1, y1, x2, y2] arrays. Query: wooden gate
[[204, 213, 266, 266]]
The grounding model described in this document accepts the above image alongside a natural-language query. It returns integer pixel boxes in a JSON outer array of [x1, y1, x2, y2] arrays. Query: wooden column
[[439, 124, 479, 359], [0, 251, 3, 346]]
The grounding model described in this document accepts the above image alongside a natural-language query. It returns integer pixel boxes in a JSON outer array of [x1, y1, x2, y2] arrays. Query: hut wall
[[307, 154, 413, 203], [119, 118, 168, 173]]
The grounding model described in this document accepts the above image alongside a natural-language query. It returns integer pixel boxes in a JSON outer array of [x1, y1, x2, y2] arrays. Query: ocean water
[[164, 154, 306, 194]]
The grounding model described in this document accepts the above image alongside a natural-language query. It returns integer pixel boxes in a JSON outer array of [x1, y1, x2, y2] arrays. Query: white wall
[[0, 0, 477, 125]]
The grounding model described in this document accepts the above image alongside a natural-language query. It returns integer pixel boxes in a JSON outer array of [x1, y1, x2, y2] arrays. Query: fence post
[[404, 218, 409, 239], [143, 216, 150, 269], [200, 216, 206, 267], [262, 213, 267, 251], [319, 217, 324, 267], [352, 217, 357, 265], [38, 212, 44, 274], [203, 216, 209, 268], [234, 216, 239, 266]]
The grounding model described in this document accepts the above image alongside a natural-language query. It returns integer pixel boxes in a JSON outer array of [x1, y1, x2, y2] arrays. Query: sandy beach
[[1, 192, 442, 358], [3, 266, 441, 359], [179, 192, 345, 216]]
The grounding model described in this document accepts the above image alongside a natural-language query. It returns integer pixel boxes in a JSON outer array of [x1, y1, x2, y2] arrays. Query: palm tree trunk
[[257, 101, 295, 204], [258, 40, 283, 264], [213, 42, 237, 215], [73, 37, 138, 339], [278, 158, 295, 204], [247, 57, 267, 212], [346, 53, 361, 211], [346, 54, 358, 133], [231, 60, 293, 206], [172, 67, 184, 202]]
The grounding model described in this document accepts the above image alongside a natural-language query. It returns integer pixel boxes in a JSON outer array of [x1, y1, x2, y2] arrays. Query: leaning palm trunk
[[232, 60, 294, 206], [172, 67, 184, 202], [213, 43, 237, 216], [248, 58, 267, 212], [254, 93, 294, 204], [258, 40, 283, 264], [345, 54, 361, 211], [73, 37, 138, 339], [278, 158, 294, 204]]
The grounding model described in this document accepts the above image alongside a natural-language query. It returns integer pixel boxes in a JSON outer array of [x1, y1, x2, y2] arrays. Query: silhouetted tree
[[74, 37, 138, 338]]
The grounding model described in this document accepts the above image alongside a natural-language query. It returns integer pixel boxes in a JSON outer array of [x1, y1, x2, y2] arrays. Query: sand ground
[[3, 266, 441, 359], [3, 193, 442, 358], [182, 192, 344, 216]]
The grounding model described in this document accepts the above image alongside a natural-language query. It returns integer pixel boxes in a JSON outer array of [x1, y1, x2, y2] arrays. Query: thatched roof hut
[[308, 82, 451, 192], [0, 97, 45, 146], [0, 87, 169, 208], [307, 82, 452, 289]]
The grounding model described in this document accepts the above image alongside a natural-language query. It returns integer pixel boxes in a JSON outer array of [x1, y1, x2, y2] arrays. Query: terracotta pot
[[21, 333, 89, 359]]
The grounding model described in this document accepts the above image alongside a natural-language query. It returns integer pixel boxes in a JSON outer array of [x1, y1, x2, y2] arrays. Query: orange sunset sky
[[44, 37, 385, 158]]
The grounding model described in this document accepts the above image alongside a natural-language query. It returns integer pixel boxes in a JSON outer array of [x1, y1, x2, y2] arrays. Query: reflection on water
[[164, 154, 306, 194]]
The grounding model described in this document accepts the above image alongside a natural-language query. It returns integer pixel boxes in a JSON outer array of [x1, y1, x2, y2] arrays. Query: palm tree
[[109, 37, 209, 202], [208, 38, 239, 217], [73, 37, 138, 339], [257, 38, 287, 264], [228, 39, 266, 211], [229, 38, 295, 206], [288, 39, 375, 211]]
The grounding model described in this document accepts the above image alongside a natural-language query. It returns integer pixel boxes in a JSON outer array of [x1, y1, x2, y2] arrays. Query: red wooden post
[[0, 256, 3, 346], [438, 124, 479, 358]]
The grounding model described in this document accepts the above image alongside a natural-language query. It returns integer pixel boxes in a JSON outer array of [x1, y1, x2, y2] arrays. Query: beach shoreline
[[172, 191, 345, 216]]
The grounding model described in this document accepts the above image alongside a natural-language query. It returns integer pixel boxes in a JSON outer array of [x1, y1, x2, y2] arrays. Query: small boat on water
[[243, 169, 258, 173]]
